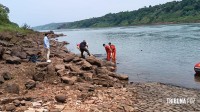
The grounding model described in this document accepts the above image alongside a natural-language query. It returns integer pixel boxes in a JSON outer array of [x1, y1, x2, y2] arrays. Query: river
[[55, 23, 200, 89]]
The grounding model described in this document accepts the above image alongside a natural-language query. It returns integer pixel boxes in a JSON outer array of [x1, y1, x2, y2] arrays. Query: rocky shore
[[0, 31, 200, 112]]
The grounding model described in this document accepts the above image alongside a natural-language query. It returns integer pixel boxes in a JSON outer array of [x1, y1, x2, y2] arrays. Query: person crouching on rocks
[[79, 40, 91, 58], [43, 33, 51, 62], [103, 44, 112, 61]]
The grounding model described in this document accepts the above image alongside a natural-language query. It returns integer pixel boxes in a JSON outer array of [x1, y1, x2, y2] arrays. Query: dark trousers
[[80, 48, 91, 58]]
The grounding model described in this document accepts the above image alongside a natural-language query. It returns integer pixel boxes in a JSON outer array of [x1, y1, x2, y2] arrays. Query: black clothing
[[80, 41, 87, 49], [80, 47, 90, 58]]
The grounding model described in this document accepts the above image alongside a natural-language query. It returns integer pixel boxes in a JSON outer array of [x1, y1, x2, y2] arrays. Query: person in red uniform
[[103, 44, 112, 61], [109, 42, 116, 62]]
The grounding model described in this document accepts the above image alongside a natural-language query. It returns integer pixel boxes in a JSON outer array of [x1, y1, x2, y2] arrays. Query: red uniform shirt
[[105, 45, 111, 53]]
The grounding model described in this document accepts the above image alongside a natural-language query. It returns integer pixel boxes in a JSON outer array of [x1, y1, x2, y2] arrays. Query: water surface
[[55, 23, 200, 89]]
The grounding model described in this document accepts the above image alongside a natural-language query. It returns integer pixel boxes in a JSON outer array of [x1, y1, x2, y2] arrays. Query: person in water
[[103, 44, 112, 61], [109, 42, 116, 62], [79, 40, 91, 58]]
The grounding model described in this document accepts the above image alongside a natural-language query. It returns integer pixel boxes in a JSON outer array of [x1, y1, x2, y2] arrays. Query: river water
[[55, 23, 200, 89]]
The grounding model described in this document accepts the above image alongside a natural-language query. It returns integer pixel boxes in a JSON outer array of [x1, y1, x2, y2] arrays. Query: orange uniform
[[110, 44, 116, 62], [105, 45, 112, 61]]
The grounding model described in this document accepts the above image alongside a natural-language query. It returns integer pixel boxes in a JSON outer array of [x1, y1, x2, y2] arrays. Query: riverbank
[[0, 31, 199, 111]]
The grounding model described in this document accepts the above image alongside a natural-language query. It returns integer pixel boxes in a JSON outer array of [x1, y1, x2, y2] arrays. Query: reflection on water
[[194, 74, 200, 83], [56, 23, 200, 89]]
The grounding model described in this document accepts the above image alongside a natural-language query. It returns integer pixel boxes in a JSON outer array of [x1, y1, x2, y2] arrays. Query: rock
[[96, 67, 110, 75], [5, 83, 20, 94], [47, 64, 55, 75], [69, 65, 81, 73], [11, 51, 27, 59], [33, 72, 45, 81], [115, 74, 129, 80], [6, 56, 21, 64], [81, 61, 92, 70], [93, 79, 113, 87], [36, 62, 49, 67], [61, 76, 77, 85], [103, 61, 116, 67], [20, 100, 26, 106], [83, 73, 93, 81], [73, 57, 82, 63], [57, 69, 65, 76], [2, 72, 12, 80], [2, 53, 11, 60], [0, 75, 5, 84], [0, 97, 18, 105], [5, 103, 16, 111], [25, 80, 36, 89], [32, 102, 42, 108], [55, 94, 67, 103], [86, 56, 102, 67], [63, 55, 74, 62], [107, 66, 116, 72], [13, 100, 20, 107], [54, 105, 65, 111], [55, 64, 65, 71]]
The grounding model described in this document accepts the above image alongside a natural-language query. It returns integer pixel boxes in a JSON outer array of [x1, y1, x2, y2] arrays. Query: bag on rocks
[[29, 54, 39, 63]]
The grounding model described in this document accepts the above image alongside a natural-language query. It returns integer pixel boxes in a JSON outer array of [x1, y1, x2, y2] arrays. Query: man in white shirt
[[43, 33, 51, 62]]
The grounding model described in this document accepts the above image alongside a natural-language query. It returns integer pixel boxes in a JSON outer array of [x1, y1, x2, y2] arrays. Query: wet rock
[[33, 72, 45, 81], [36, 62, 49, 67], [86, 56, 102, 67], [61, 76, 77, 85], [55, 94, 67, 103], [55, 64, 65, 71], [5, 83, 20, 94], [25, 79, 36, 89], [115, 74, 129, 80], [2, 72, 12, 80], [0, 75, 5, 84], [6, 56, 21, 64], [93, 79, 113, 87], [107, 66, 116, 72], [5, 103, 16, 111]]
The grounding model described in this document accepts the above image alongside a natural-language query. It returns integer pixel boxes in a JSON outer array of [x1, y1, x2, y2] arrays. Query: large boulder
[[5, 83, 20, 94], [11, 50, 27, 59], [86, 56, 102, 67], [6, 56, 21, 64]]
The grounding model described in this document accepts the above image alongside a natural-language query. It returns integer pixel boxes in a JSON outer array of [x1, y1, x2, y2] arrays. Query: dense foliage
[[33, 0, 200, 30], [0, 4, 33, 33]]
